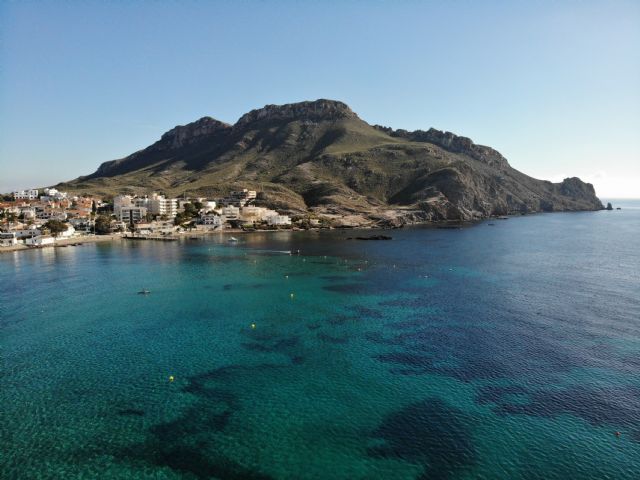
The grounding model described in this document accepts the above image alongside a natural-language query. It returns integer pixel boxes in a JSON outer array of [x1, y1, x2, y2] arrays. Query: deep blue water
[[2, 205, 639, 479]]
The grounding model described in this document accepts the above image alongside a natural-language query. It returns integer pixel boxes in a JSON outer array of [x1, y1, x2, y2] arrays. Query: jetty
[[123, 234, 178, 241]]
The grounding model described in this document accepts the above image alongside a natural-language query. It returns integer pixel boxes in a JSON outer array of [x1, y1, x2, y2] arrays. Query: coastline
[[1, 208, 617, 255], [0, 228, 273, 254], [0, 234, 122, 254]]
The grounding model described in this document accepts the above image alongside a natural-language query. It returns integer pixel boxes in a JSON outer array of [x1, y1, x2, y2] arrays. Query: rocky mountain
[[56, 99, 603, 226]]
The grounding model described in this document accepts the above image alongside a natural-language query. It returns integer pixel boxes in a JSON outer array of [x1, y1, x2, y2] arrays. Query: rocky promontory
[[56, 99, 603, 226]]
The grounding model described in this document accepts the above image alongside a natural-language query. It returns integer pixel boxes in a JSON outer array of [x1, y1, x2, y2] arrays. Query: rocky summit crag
[[57, 99, 603, 226]]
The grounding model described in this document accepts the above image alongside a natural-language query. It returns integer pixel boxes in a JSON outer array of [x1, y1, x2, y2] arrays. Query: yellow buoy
[[169, 375, 175, 382], [251, 323, 256, 329]]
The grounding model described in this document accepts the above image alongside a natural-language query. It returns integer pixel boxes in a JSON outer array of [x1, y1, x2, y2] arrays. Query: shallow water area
[[2, 205, 640, 479]]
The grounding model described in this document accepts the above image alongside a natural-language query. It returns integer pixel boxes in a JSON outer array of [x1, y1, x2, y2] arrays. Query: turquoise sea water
[[2, 205, 640, 479]]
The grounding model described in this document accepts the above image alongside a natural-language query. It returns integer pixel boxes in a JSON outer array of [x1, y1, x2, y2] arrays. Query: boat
[[137, 289, 151, 295], [228, 237, 238, 243]]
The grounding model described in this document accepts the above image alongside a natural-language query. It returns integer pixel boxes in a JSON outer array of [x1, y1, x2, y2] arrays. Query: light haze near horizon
[[1, 1, 638, 198]]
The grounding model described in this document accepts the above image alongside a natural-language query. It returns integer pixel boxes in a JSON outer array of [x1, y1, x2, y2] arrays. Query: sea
[[2, 200, 639, 479]]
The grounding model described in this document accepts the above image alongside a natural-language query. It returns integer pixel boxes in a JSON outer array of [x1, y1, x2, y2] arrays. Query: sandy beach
[[0, 228, 292, 254], [0, 234, 122, 254]]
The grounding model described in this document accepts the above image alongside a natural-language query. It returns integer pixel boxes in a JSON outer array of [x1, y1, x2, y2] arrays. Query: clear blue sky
[[1, 0, 639, 197]]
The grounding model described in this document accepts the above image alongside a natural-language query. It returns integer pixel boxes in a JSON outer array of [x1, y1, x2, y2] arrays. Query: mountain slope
[[56, 99, 603, 225]]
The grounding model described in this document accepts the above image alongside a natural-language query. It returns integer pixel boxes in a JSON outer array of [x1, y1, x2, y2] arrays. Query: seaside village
[[0, 187, 296, 249]]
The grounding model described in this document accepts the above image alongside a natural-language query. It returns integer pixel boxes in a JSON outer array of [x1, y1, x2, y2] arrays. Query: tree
[[43, 219, 68, 238], [91, 200, 97, 215], [174, 212, 188, 226], [183, 202, 198, 217], [94, 215, 112, 235]]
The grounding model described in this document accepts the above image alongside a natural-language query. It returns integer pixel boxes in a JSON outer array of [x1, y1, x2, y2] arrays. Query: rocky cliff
[[57, 99, 603, 226]]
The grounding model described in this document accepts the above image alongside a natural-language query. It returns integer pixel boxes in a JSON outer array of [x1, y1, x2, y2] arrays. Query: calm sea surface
[[2, 203, 640, 479]]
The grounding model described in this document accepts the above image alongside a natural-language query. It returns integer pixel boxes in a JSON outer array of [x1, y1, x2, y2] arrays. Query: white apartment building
[[13, 226, 42, 239], [134, 197, 150, 208], [58, 225, 76, 239], [0, 232, 18, 247], [18, 207, 36, 219], [201, 213, 225, 227], [266, 214, 292, 226], [232, 189, 257, 202], [25, 235, 55, 246], [221, 206, 240, 220], [36, 210, 67, 221], [240, 206, 280, 224], [149, 194, 178, 217], [41, 188, 68, 201], [202, 200, 217, 212], [113, 195, 133, 216], [119, 206, 147, 223], [13, 189, 39, 200], [222, 189, 257, 207]]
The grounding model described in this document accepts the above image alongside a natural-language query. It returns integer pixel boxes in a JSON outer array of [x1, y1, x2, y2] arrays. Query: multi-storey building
[[201, 213, 225, 227], [13, 189, 39, 200], [149, 194, 178, 218], [266, 214, 292, 226], [119, 206, 147, 224]]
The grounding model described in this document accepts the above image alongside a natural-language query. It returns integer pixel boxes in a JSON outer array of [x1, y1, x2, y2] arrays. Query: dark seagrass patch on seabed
[[351, 305, 384, 319], [368, 398, 476, 480], [370, 321, 587, 382], [117, 408, 145, 417], [328, 314, 356, 325], [222, 283, 268, 291], [317, 332, 349, 344], [87, 364, 285, 479], [319, 275, 351, 281], [476, 384, 640, 441], [240, 330, 304, 364], [322, 283, 373, 295]]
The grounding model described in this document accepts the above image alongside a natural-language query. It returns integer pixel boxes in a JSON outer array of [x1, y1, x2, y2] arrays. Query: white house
[[201, 213, 225, 228], [221, 189, 257, 207], [36, 209, 67, 221], [13, 189, 39, 200], [19, 207, 36, 219], [133, 221, 176, 235], [0, 232, 18, 247], [13, 226, 42, 239], [221, 206, 240, 220], [266, 214, 292, 226], [58, 225, 76, 239], [25, 235, 55, 246], [41, 188, 68, 201], [202, 200, 217, 212]]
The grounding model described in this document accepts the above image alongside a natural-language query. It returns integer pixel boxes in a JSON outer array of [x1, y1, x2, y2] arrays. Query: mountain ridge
[[56, 99, 603, 226]]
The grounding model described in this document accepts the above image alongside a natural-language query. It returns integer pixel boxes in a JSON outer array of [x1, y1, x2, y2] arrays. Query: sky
[[1, 0, 639, 198]]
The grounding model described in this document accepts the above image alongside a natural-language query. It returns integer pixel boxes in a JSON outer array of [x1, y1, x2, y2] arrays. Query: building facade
[[13, 189, 39, 200], [149, 194, 178, 218], [201, 214, 225, 227], [119, 206, 147, 223], [266, 214, 292, 226]]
